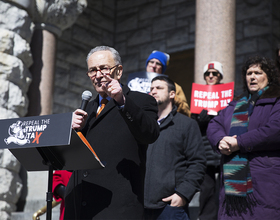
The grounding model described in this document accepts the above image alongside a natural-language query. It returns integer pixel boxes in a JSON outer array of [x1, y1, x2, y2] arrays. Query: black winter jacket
[[144, 106, 206, 209]]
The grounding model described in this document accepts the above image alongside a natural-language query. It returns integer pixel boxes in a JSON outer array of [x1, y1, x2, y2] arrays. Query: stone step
[[11, 193, 200, 220], [11, 211, 60, 220], [11, 208, 199, 220]]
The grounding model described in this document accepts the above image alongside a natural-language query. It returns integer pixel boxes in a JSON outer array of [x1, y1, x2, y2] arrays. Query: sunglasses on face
[[204, 71, 220, 77]]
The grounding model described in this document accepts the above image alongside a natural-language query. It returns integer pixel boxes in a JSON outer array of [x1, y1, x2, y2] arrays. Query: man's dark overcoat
[[64, 85, 159, 219]]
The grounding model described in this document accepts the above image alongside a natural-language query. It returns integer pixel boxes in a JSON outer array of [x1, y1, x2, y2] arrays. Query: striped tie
[[96, 99, 108, 117]]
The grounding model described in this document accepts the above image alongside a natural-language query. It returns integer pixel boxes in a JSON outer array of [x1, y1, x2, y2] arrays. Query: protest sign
[[127, 71, 167, 94], [190, 82, 234, 115]]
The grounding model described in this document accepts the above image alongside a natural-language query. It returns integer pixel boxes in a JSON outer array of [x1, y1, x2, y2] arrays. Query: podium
[[0, 112, 104, 220]]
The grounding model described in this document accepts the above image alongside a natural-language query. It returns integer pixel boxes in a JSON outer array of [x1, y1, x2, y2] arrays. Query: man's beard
[[157, 100, 163, 106]]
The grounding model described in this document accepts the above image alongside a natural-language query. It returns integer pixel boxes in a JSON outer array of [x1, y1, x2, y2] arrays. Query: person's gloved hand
[[197, 109, 211, 123]]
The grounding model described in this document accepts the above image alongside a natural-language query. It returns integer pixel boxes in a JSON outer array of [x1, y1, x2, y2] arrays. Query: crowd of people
[[51, 46, 280, 220]]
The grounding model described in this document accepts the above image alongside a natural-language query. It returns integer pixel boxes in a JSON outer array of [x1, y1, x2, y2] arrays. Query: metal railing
[[32, 200, 61, 220]]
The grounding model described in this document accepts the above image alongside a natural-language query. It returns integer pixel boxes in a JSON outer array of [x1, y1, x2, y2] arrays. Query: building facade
[[0, 0, 279, 219]]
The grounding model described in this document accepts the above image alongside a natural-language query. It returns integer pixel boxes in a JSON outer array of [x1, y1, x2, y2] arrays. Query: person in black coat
[[64, 46, 160, 219], [144, 76, 206, 220], [191, 61, 223, 220]]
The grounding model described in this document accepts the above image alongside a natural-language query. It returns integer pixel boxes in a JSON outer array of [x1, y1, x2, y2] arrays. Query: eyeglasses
[[86, 65, 118, 77], [204, 71, 219, 77]]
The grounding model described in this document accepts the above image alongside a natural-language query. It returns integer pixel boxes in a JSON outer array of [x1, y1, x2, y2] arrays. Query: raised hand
[[102, 74, 125, 105]]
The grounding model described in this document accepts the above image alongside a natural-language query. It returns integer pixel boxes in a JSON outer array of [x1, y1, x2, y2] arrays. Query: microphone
[[80, 90, 92, 111]]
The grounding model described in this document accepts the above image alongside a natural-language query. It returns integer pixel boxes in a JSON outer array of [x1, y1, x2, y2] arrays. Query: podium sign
[[0, 113, 104, 171], [0, 113, 72, 149]]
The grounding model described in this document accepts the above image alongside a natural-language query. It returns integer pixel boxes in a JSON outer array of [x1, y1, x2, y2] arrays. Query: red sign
[[190, 82, 234, 115]]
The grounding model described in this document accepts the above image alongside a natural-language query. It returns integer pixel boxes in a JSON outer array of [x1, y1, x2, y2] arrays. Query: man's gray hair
[[86, 46, 122, 65]]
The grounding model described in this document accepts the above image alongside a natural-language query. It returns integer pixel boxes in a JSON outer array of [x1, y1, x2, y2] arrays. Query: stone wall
[[235, 0, 280, 92], [115, 0, 196, 83], [53, 0, 280, 113], [53, 0, 197, 114], [0, 1, 33, 219], [53, 0, 116, 114]]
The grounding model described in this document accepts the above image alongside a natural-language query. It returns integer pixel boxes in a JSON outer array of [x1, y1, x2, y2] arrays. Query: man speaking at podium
[[64, 46, 159, 219]]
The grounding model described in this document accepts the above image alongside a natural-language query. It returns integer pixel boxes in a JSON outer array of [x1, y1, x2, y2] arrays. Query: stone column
[[27, 28, 57, 116], [195, 0, 236, 84], [27, 0, 87, 116]]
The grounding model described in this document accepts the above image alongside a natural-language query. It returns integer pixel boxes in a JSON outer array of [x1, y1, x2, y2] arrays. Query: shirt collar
[[98, 94, 111, 105], [157, 114, 168, 125]]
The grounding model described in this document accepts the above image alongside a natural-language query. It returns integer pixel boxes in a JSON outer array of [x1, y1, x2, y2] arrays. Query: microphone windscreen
[[82, 90, 92, 101]]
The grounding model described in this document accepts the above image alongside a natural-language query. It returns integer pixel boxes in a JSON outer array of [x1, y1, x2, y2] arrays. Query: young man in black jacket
[[144, 76, 206, 220]]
